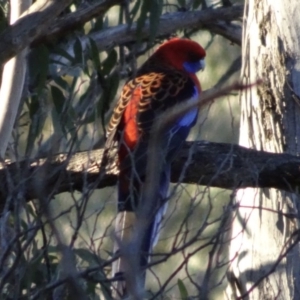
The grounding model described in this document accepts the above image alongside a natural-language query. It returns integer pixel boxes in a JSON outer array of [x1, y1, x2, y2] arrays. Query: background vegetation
[[0, 0, 256, 299]]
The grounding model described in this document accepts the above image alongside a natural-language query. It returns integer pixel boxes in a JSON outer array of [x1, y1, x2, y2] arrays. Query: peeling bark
[[227, 0, 300, 299]]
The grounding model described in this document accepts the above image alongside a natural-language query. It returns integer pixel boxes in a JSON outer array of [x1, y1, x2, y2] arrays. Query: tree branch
[[0, 0, 73, 64], [31, 0, 125, 47], [0, 141, 300, 210], [0, 4, 243, 65], [0, 0, 31, 157], [88, 5, 243, 51], [203, 21, 242, 45]]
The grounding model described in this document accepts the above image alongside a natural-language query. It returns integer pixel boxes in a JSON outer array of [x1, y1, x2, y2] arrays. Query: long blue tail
[[112, 165, 170, 298]]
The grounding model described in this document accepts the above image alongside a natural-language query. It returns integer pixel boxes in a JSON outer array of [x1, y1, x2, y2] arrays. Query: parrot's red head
[[151, 38, 206, 73]]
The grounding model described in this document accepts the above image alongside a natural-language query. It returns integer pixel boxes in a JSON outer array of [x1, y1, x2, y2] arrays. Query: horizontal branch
[[0, 141, 299, 210], [171, 141, 300, 191], [203, 21, 242, 45], [88, 5, 243, 50], [0, 3, 243, 65]]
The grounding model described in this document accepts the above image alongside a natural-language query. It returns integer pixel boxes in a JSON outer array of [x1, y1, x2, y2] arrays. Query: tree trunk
[[0, 0, 32, 156], [226, 0, 300, 299]]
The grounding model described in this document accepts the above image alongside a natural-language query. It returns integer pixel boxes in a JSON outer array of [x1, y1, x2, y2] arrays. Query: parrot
[[105, 38, 206, 297]]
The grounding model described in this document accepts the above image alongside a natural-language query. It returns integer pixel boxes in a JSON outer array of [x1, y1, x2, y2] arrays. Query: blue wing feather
[[176, 87, 199, 127]]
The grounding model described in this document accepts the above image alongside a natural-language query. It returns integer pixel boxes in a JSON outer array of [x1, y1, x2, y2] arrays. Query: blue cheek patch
[[183, 60, 204, 73]]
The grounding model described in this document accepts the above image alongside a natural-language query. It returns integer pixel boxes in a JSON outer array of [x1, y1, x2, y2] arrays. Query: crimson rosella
[[106, 38, 206, 295]]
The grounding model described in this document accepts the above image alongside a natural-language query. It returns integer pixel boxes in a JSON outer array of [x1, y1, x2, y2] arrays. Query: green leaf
[[53, 76, 68, 90], [52, 47, 75, 64], [47, 245, 59, 253], [101, 49, 117, 75], [74, 248, 101, 266], [130, 0, 141, 20], [36, 45, 49, 96], [28, 45, 49, 96], [89, 38, 101, 70], [98, 72, 119, 114], [20, 219, 28, 232], [20, 256, 44, 289], [49, 58, 69, 67], [178, 279, 189, 299], [51, 95, 76, 138], [100, 281, 112, 300], [25, 203, 37, 218], [69, 75, 78, 95], [109, 72, 120, 100], [178, 0, 186, 8], [73, 37, 83, 65], [149, 0, 163, 42], [0, 5, 8, 33], [193, 0, 203, 9], [92, 17, 103, 32], [86, 281, 97, 296], [103, 15, 109, 27], [136, 0, 151, 41], [136, 0, 162, 43], [28, 95, 40, 118], [51, 85, 65, 116], [79, 99, 97, 124], [25, 96, 47, 156]]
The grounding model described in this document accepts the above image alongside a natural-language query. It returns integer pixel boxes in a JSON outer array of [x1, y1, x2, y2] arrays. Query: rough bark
[[1, 141, 300, 209], [227, 0, 300, 299]]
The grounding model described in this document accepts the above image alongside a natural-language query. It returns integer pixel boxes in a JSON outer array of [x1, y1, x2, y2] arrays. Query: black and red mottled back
[[106, 38, 206, 150]]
